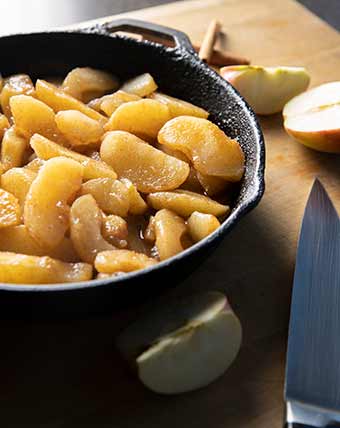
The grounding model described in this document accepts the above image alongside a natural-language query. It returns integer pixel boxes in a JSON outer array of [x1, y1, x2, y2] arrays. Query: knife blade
[[285, 179, 340, 428]]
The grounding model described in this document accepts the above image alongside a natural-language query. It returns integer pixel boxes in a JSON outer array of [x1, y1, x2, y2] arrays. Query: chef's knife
[[285, 179, 340, 428]]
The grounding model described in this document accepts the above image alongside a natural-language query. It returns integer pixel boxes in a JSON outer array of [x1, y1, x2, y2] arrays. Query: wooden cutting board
[[1, 1, 340, 427]]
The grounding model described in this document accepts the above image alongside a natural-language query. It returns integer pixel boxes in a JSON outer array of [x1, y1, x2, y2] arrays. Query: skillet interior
[[0, 26, 265, 317]]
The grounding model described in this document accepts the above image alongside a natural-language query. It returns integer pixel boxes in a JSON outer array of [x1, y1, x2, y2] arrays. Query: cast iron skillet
[[0, 19, 265, 318]]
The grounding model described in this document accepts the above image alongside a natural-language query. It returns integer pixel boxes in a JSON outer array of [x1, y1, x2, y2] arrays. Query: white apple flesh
[[283, 81, 340, 118], [285, 105, 340, 153], [283, 81, 340, 153], [220, 65, 310, 115], [116, 291, 242, 394]]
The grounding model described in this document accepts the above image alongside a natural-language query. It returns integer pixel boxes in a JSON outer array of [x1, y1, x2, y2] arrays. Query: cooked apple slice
[[117, 291, 242, 394], [70, 194, 115, 263], [0, 251, 92, 284], [147, 190, 229, 217], [220, 65, 310, 115], [55, 110, 104, 147], [0, 114, 9, 140], [0, 225, 79, 262], [24, 157, 83, 248], [100, 131, 189, 192], [1, 167, 36, 212], [149, 92, 209, 119], [104, 99, 171, 141], [35, 79, 107, 125], [102, 214, 128, 248], [61, 67, 119, 103], [95, 249, 157, 274], [99, 91, 141, 116], [196, 171, 230, 196], [158, 116, 244, 182], [187, 211, 220, 242], [153, 209, 188, 260], [80, 178, 130, 217], [1, 127, 29, 171], [0, 188, 21, 228], [30, 133, 117, 180], [10, 95, 66, 144], [284, 105, 340, 153], [0, 74, 35, 119], [120, 73, 157, 97]]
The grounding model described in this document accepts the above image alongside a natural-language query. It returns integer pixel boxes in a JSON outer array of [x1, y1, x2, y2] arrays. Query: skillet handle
[[92, 18, 196, 54]]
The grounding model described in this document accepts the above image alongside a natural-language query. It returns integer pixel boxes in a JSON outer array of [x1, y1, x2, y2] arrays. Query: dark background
[[0, 0, 338, 34]]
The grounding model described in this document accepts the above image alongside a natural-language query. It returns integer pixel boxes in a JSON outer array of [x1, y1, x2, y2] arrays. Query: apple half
[[116, 291, 242, 394], [283, 81, 340, 153], [220, 65, 310, 115]]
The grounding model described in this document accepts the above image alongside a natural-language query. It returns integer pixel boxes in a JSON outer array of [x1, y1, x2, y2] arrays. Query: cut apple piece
[[283, 81, 340, 118], [55, 110, 104, 147], [187, 211, 220, 242], [80, 178, 130, 217], [24, 157, 83, 248], [0, 225, 79, 262], [0, 251, 92, 284], [284, 105, 340, 153], [283, 81, 340, 152], [30, 133, 117, 180], [100, 131, 189, 193], [61, 67, 119, 103], [99, 91, 141, 116], [95, 249, 157, 274], [221, 65, 310, 115], [119, 178, 148, 215], [153, 209, 188, 261], [147, 190, 229, 217], [1, 167, 36, 211], [158, 116, 244, 182], [0, 74, 35, 119], [35, 79, 108, 125], [1, 127, 29, 171], [120, 73, 157, 97], [102, 214, 128, 248], [196, 171, 230, 197], [104, 99, 171, 141], [10, 95, 66, 144], [0, 114, 9, 140], [149, 92, 209, 119], [0, 188, 21, 228], [117, 291, 242, 394], [70, 194, 115, 263]]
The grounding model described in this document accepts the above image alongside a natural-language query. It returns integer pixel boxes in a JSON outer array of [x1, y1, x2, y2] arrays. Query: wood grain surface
[[2, 1, 340, 427]]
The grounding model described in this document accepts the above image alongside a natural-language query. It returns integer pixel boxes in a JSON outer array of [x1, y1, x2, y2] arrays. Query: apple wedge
[[116, 291, 242, 394], [283, 81, 340, 153], [283, 81, 340, 118], [284, 105, 340, 153], [220, 65, 310, 115]]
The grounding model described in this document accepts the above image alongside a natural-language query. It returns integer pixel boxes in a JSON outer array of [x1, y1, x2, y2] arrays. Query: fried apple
[[158, 116, 245, 181], [100, 131, 189, 193], [0, 251, 92, 284], [24, 157, 83, 247]]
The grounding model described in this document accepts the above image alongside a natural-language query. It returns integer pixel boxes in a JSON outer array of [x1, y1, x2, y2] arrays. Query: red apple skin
[[284, 125, 340, 153], [220, 69, 241, 85]]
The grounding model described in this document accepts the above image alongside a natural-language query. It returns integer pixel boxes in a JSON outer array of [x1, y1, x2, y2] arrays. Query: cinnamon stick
[[198, 19, 222, 62], [194, 44, 250, 66]]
